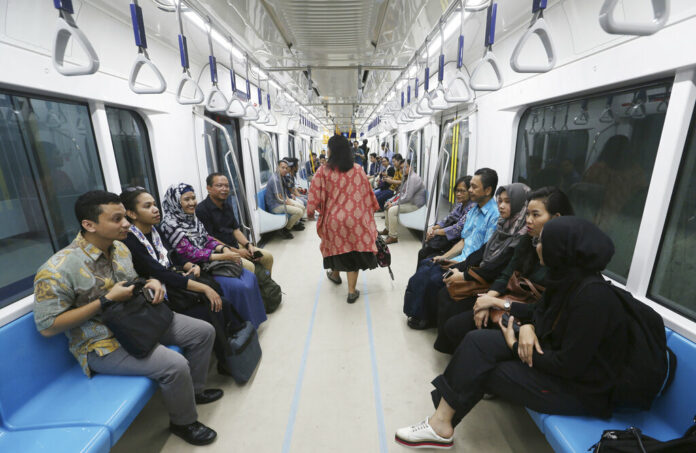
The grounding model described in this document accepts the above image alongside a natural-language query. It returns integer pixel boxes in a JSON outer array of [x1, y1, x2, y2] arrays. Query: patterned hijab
[[159, 183, 209, 249], [481, 182, 531, 267]]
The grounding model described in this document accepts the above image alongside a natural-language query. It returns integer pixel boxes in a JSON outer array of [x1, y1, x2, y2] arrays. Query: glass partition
[[437, 118, 470, 220], [258, 130, 275, 185]]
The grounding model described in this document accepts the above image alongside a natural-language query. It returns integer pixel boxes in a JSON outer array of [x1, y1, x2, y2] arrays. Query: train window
[[105, 108, 158, 200], [438, 118, 470, 220], [649, 107, 696, 320], [513, 80, 671, 281], [258, 130, 275, 185], [288, 132, 296, 159], [0, 91, 104, 308], [407, 129, 422, 176]]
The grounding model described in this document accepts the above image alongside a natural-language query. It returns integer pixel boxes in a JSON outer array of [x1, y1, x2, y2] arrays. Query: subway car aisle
[[112, 217, 551, 453]]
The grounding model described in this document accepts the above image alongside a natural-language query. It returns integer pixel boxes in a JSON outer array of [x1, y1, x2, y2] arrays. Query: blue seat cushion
[[526, 408, 549, 434], [257, 189, 267, 211], [3, 365, 156, 445], [0, 425, 111, 453]]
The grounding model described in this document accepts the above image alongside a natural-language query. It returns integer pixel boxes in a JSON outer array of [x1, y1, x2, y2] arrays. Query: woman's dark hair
[[517, 187, 574, 276], [119, 188, 150, 221], [74, 190, 121, 232], [527, 186, 574, 216], [454, 175, 472, 190], [327, 134, 354, 172]]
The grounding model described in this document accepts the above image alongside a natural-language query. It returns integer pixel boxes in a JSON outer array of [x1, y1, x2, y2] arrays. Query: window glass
[[288, 132, 296, 159], [0, 92, 104, 308], [650, 107, 696, 319], [437, 119, 470, 220], [407, 130, 422, 176], [257, 130, 275, 185], [513, 80, 670, 281], [106, 108, 158, 200]]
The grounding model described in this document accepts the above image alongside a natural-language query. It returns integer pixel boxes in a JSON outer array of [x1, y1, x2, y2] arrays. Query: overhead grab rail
[[52, 0, 100, 76], [445, 0, 474, 103], [128, 1, 166, 94], [599, 0, 669, 36], [204, 18, 228, 112], [225, 39, 246, 117], [510, 0, 557, 73], [417, 39, 435, 115], [470, 3, 503, 91], [175, 0, 204, 104], [427, 20, 449, 110]]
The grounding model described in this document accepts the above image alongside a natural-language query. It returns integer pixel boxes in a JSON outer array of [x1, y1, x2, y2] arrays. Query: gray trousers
[[87, 313, 215, 425]]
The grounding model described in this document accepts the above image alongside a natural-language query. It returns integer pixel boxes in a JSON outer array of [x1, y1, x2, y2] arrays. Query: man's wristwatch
[[99, 295, 115, 311], [503, 299, 511, 312]]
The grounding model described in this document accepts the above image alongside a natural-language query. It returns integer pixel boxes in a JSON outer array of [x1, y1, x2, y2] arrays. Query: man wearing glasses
[[196, 173, 274, 274]]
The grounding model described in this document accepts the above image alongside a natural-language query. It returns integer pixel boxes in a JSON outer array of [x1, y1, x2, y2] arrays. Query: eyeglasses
[[455, 189, 468, 194], [213, 183, 230, 189], [125, 186, 146, 192]]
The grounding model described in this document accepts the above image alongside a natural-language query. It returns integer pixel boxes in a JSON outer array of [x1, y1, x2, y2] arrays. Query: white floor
[[112, 216, 553, 453]]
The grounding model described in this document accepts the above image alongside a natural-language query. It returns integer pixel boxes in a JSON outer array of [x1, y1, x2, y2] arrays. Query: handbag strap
[[467, 268, 488, 286], [518, 275, 544, 299]]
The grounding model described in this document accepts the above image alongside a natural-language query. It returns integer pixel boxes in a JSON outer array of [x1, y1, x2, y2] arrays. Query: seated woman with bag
[[434, 187, 574, 354], [120, 188, 248, 376], [159, 184, 267, 329], [418, 176, 474, 264], [404, 183, 526, 330], [395, 217, 630, 450]]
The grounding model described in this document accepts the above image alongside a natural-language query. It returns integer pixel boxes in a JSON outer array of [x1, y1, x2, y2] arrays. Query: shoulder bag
[[446, 268, 490, 301], [202, 260, 243, 278], [490, 271, 545, 324]]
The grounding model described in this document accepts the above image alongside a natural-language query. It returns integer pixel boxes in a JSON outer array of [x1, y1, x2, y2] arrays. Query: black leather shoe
[[347, 290, 360, 304], [291, 223, 305, 231], [278, 229, 294, 239], [407, 317, 430, 330], [169, 421, 217, 446], [195, 388, 223, 404]]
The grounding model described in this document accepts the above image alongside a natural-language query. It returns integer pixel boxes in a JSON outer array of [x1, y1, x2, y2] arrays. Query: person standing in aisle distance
[[307, 135, 379, 303]]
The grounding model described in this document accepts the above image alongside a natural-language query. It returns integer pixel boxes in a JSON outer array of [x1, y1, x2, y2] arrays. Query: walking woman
[[307, 134, 379, 303], [395, 217, 630, 449], [159, 183, 267, 328]]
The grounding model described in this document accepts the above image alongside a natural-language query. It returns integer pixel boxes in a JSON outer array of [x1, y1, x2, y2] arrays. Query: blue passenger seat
[[256, 187, 288, 234], [527, 327, 696, 452], [0, 313, 179, 451], [0, 425, 111, 453]]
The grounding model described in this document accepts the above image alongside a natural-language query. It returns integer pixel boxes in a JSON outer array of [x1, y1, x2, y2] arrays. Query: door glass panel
[[258, 130, 275, 185], [438, 119, 470, 221], [512, 80, 670, 281]]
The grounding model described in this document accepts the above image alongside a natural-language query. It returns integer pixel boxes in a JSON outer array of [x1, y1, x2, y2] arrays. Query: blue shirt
[[453, 197, 500, 262], [265, 173, 286, 211]]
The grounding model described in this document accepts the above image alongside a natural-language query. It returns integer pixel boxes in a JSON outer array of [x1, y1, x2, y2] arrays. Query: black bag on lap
[[591, 424, 696, 452], [165, 267, 223, 312], [101, 278, 173, 359], [202, 260, 243, 278], [209, 303, 262, 384]]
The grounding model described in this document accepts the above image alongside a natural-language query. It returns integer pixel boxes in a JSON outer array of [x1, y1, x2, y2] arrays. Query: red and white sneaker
[[394, 417, 454, 449]]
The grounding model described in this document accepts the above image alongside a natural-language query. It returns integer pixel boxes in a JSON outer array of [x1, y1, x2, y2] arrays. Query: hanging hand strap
[[510, 0, 557, 73], [52, 0, 100, 76], [470, 3, 503, 91], [175, 0, 204, 105], [128, 0, 166, 94]]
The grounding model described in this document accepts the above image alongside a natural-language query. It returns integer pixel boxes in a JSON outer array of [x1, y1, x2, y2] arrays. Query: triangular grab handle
[[226, 97, 247, 118], [206, 86, 229, 112], [176, 73, 204, 105], [444, 71, 473, 103], [599, 0, 669, 36], [470, 49, 503, 91], [427, 85, 449, 111], [129, 53, 167, 94], [464, 0, 491, 12], [510, 16, 556, 73], [52, 15, 100, 76]]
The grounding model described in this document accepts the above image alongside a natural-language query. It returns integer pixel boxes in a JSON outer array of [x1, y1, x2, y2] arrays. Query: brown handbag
[[490, 271, 545, 323], [446, 268, 490, 301]]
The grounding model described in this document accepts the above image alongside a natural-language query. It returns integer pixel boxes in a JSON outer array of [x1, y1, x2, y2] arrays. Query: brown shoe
[[379, 228, 389, 236], [385, 236, 399, 245]]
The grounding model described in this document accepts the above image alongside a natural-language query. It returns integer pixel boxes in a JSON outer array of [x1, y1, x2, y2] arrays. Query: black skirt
[[323, 251, 378, 272]]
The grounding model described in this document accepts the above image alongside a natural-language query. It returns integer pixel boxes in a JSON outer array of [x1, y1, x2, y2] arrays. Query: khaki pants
[[272, 203, 305, 229], [240, 247, 273, 273], [385, 203, 418, 238]]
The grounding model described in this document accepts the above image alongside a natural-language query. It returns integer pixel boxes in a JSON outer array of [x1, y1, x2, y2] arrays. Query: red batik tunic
[[307, 163, 379, 257]]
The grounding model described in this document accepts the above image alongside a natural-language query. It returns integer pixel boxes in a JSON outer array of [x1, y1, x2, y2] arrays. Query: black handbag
[[591, 423, 696, 452], [165, 268, 221, 312], [209, 303, 261, 384], [202, 260, 243, 278], [101, 278, 174, 359]]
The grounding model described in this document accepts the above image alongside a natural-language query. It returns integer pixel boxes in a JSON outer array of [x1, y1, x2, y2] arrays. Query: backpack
[[583, 277, 676, 411], [591, 423, 696, 452], [375, 236, 394, 280], [253, 262, 282, 313]]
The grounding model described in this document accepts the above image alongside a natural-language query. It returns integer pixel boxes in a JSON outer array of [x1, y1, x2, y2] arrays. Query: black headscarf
[[536, 216, 615, 337]]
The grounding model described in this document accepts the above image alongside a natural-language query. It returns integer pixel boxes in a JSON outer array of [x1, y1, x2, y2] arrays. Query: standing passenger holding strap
[[307, 135, 379, 303]]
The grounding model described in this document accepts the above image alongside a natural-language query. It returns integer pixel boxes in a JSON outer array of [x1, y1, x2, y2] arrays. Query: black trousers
[[431, 329, 601, 428], [433, 287, 477, 354]]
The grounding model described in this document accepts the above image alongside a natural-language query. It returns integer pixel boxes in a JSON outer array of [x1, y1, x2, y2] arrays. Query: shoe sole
[[394, 435, 452, 449]]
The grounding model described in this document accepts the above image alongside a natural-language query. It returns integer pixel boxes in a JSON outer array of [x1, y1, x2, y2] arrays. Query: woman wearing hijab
[[395, 217, 630, 450], [160, 183, 267, 328], [434, 187, 574, 353], [406, 183, 530, 330]]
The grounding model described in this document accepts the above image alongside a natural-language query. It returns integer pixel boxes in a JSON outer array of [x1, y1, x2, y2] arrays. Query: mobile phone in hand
[[143, 287, 155, 302], [442, 269, 454, 279]]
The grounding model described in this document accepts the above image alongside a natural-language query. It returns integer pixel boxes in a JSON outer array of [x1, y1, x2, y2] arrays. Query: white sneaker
[[394, 417, 454, 449]]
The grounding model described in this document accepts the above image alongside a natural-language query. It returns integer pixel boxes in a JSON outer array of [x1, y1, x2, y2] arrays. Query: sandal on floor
[[395, 417, 454, 450], [347, 290, 360, 304], [326, 271, 342, 285]]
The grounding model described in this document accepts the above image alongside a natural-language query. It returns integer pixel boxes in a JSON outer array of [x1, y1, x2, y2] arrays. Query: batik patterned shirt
[[33, 233, 138, 377]]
